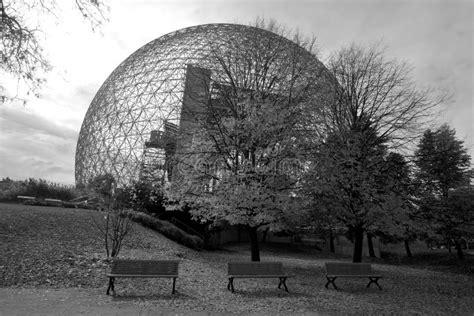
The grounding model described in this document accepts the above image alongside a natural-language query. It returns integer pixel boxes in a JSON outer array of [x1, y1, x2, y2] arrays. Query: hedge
[[125, 210, 203, 250]]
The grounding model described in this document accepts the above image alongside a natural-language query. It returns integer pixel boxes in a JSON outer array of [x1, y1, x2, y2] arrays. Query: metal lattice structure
[[75, 23, 329, 187]]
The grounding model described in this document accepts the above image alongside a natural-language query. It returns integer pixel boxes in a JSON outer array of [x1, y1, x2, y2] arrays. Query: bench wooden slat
[[228, 262, 283, 275], [107, 274, 179, 278], [326, 274, 382, 278], [111, 259, 179, 276], [325, 262, 376, 276], [229, 274, 290, 278]]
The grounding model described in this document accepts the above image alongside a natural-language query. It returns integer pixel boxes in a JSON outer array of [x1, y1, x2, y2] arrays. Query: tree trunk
[[105, 212, 110, 257], [404, 239, 412, 258], [262, 227, 269, 243], [454, 240, 464, 260], [367, 233, 376, 258], [329, 230, 335, 253], [352, 224, 364, 263], [447, 239, 452, 253], [248, 226, 260, 261]]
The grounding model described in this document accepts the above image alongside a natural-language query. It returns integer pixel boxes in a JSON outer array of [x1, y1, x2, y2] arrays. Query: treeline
[[0, 178, 79, 202], [305, 124, 473, 261]]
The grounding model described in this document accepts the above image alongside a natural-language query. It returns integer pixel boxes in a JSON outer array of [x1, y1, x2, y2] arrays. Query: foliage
[[168, 21, 322, 261], [0, 177, 79, 201], [303, 44, 443, 262], [126, 180, 166, 216], [87, 173, 115, 206], [374, 152, 424, 257], [0, 0, 107, 102], [414, 124, 471, 198], [418, 187, 474, 260], [303, 127, 404, 262], [125, 210, 203, 250], [414, 124, 472, 259]]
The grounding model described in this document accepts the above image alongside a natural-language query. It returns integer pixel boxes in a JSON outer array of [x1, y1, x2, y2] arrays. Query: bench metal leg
[[106, 277, 115, 295], [278, 277, 288, 292], [227, 277, 235, 293], [172, 277, 177, 294], [367, 277, 382, 290], [325, 277, 338, 290]]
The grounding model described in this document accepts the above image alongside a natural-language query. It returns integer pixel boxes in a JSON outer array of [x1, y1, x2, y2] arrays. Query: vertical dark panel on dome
[[176, 65, 211, 152], [172, 64, 211, 180]]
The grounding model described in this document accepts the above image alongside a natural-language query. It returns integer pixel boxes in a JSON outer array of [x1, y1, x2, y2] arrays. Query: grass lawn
[[1, 203, 473, 315]]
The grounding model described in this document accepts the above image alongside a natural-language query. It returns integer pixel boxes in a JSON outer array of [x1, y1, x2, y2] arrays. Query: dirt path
[[0, 288, 217, 316]]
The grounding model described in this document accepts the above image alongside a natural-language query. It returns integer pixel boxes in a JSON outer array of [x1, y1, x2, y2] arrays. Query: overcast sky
[[0, 0, 472, 185]]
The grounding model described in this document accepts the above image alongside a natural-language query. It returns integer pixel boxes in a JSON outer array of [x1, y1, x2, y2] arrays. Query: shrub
[[125, 210, 203, 249], [0, 177, 80, 202], [126, 180, 167, 216]]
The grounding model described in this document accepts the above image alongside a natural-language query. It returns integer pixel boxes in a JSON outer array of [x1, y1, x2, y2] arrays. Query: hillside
[[1, 203, 473, 314], [0, 203, 194, 288]]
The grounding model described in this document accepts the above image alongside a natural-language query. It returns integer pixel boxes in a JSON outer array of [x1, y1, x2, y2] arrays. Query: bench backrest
[[111, 259, 179, 275], [325, 262, 373, 275], [228, 262, 283, 275]]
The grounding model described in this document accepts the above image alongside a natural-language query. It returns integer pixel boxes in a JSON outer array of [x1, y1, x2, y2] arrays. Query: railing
[[170, 217, 204, 240]]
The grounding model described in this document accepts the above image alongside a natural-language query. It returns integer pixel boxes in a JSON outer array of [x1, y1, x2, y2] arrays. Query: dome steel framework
[[75, 23, 330, 187]]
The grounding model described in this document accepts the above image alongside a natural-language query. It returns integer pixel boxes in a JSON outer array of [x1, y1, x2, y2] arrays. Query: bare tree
[[0, 0, 108, 102], [305, 44, 444, 262], [100, 208, 133, 258], [320, 43, 445, 148], [89, 173, 132, 258]]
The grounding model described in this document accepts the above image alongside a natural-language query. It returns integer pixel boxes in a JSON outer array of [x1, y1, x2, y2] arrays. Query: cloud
[[0, 106, 78, 141], [0, 151, 74, 184], [0, 106, 78, 184]]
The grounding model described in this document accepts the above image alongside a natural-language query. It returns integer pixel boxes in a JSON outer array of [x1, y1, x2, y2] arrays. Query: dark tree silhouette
[[304, 44, 443, 262], [415, 124, 472, 259]]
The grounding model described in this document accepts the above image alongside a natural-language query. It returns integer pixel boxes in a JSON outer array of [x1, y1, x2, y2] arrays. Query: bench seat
[[326, 274, 382, 278], [325, 262, 382, 290], [227, 262, 292, 293], [228, 274, 291, 278], [107, 274, 179, 278]]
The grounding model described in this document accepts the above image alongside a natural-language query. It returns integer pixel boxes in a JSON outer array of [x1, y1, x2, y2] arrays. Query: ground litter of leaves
[[1, 203, 473, 315]]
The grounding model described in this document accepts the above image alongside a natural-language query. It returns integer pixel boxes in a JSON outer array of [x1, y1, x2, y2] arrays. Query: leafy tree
[[119, 180, 166, 216], [304, 44, 442, 262], [415, 124, 471, 198], [443, 187, 474, 259], [303, 126, 400, 262], [375, 152, 422, 258], [168, 22, 323, 261], [1, 0, 107, 102], [415, 124, 472, 259]]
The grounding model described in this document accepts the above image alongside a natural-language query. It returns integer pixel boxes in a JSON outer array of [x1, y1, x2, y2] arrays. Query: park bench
[[106, 259, 179, 295], [17, 195, 36, 202], [325, 262, 382, 290], [44, 198, 62, 206], [227, 262, 292, 293]]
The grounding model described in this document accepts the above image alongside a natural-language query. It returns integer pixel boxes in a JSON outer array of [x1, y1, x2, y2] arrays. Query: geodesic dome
[[75, 23, 330, 187]]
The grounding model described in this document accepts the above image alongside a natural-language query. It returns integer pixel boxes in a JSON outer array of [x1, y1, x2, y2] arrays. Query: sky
[[0, 0, 472, 185]]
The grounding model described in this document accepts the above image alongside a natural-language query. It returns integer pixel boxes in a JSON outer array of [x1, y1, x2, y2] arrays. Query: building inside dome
[[75, 23, 331, 187]]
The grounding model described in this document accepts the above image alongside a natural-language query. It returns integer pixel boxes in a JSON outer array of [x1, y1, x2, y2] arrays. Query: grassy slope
[[1, 203, 473, 314]]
